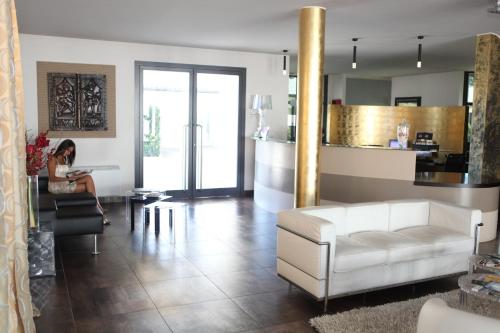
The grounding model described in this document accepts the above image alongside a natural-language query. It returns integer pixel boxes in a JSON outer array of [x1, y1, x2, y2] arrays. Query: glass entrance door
[[194, 71, 240, 197], [137, 63, 245, 198]]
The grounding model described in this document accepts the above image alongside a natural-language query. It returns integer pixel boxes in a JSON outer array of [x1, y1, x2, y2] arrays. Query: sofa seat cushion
[[350, 231, 434, 264], [396, 225, 474, 256], [333, 236, 387, 272]]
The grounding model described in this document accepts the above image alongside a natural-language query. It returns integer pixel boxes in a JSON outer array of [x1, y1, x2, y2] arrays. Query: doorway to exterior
[[135, 62, 246, 199]]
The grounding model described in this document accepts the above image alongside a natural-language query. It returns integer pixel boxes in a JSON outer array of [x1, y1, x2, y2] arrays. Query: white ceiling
[[15, 0, 500, 77]]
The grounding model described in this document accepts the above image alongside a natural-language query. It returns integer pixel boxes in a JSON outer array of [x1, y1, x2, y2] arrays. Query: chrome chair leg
[[91, 234, 101, 255]]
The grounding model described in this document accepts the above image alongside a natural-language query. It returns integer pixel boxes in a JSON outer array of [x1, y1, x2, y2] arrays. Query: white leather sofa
[[277, 200, 482, 311], [417, 298, 500, 333]]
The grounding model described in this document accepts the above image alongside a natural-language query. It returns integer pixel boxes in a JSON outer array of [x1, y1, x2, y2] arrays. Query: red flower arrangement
[[26, 131, 52, 176]]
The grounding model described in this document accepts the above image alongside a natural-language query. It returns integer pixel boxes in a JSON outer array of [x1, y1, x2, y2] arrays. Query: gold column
[[295, 6, 325, 208], [469, 33, 500, 180]]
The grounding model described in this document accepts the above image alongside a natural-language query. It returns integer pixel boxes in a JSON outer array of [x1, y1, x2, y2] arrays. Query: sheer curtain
[[0, 0, 35, 332]]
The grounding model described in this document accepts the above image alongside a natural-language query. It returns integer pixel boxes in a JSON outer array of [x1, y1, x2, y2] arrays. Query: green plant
[[143, 106, 161, 157]]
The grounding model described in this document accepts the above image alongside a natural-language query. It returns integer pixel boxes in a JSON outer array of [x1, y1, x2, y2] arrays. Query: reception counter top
[[253, 139, 499, 242], [415, 172, 500, 188], [254, 137, 409, 150]]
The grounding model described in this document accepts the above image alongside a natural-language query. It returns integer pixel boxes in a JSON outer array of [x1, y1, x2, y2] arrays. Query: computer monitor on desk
[[416, 132, 433, 141], [413, 132, 439, 152], [388, 139, 400, 149]]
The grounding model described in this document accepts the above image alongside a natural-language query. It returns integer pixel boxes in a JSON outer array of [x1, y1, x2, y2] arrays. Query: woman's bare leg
[[75, 175, 96, 197], [74, 175, 105, 213]]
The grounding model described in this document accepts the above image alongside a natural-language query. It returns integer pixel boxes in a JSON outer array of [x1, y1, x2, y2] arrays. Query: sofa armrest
[[278, 209, 336, 244], [277, 210, 336, 278], [277, 209, 336, 310], [428, 201, 482, 237]]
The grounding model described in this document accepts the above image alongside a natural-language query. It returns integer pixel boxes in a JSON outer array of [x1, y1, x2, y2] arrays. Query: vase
[[397, 119, 410, 149], [27, 175, 39, 230]]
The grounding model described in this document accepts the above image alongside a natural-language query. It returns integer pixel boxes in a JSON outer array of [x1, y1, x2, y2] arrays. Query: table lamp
[[249, 94, 272, 139]]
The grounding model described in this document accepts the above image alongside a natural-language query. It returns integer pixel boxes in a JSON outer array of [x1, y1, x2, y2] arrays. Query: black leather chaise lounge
[[38, 176, 104, 254]]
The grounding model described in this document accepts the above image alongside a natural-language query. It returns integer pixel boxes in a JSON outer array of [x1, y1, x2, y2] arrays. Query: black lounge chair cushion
[[56, 205, 102, 219], [40, 192, 97, 211], [54, 205, 103, 236], [55, 193, 97, 207]]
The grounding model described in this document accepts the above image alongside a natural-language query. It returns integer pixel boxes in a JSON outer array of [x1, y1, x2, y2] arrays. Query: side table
[[144, 201, 187, 242], [125, 189, 171, 232], [28, 220, 56, 316], [28, 221, 55, 278]]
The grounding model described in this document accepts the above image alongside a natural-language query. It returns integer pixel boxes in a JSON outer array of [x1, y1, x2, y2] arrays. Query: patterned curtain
[[0, 0, 36, 332]]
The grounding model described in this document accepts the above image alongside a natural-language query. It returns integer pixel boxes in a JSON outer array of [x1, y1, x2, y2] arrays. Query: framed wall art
[[394, 96, 422, 107], [37, 62, 116, 138]]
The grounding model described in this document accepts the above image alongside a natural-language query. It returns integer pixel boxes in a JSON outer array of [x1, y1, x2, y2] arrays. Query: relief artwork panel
[[38, 62, 115, 138], [48, 73, 107, 131]]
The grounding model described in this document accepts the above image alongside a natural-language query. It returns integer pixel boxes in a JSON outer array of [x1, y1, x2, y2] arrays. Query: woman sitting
[[47, 139, 110, 225]]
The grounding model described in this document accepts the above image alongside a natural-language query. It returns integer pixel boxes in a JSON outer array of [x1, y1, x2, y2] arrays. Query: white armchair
[[417, 298, 500, 333]]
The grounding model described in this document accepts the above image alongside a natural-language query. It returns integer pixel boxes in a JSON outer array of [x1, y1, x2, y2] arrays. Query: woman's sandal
[[103, 216, 111, 225]]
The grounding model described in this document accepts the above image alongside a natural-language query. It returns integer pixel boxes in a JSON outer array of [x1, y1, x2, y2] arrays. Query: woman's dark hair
[[53, 139, 76, 166]]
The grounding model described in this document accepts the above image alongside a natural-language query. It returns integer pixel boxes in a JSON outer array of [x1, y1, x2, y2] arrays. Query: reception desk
[[254, 139, 499, 242]]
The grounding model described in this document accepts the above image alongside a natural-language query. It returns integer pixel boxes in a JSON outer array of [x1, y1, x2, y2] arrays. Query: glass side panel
[[288, 75, 297, 95], [196, 73, 239, 190], [467, 72, 474, 104], [143, 70, 190, 191]]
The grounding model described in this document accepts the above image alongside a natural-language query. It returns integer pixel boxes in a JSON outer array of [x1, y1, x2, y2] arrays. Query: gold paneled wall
[[326, 105, 466, 153]]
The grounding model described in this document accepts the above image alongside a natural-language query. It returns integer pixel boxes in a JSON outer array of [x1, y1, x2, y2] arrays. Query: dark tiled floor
[[34, 198, 500, 333]]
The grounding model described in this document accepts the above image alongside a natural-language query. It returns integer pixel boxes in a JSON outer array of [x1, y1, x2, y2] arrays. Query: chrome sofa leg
[[324, 243, 331, 313], [91, 234, 101, 255], [473, 222, 483, 255]]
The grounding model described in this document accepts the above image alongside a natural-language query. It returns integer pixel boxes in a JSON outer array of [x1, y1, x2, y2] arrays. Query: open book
[[66, 169, 93, 178]]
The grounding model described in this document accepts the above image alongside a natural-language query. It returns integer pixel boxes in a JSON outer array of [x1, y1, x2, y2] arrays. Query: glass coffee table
[[469, 254, 500, 274], [459, 254, 500, 306], [458, 273, 500, 306]]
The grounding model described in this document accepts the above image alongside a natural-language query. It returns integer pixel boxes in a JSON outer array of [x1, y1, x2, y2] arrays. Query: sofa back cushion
[[302, 206, 347, 235], [388, 200, 430, 231], [346, 202, 389, 234], [428, 201, 481, 237]]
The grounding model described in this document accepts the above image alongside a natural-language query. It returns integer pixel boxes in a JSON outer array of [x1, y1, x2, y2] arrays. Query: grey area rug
[[310, 290, 500, 333]]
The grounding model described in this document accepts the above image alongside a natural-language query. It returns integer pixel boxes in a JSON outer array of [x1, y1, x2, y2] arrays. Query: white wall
[[345, 78, 392, 106], [391, 71, 464, 106], [326, 74, 346, 103], [20, 34, 288, 193]]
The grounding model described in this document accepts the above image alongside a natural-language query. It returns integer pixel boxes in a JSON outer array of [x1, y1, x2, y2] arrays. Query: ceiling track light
[[488, 0, 500, 14], [352, 38, 358, 69], [417, 35, 424, 68], [282, 50, 288, 76]]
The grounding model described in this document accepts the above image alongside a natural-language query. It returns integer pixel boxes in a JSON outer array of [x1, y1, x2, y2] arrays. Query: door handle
[[183, 124, 189, 190], [195, 124, 203, 189]]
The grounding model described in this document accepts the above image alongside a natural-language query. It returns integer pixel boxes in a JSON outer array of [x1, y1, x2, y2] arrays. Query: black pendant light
[[417, 35, 424, 68], [282, 50, 288, 76], [352, 38, 358, 69]]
